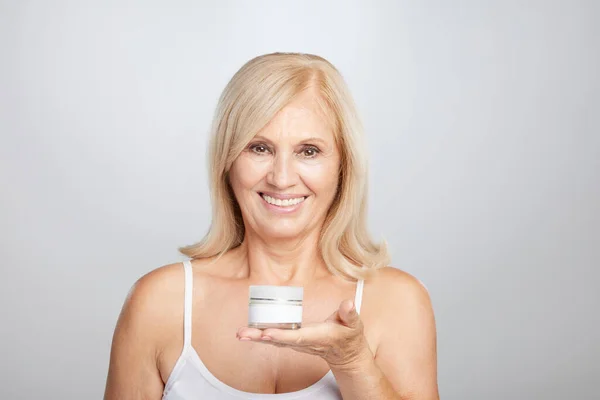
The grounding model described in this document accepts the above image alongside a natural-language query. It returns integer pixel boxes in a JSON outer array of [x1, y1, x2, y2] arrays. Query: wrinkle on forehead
[[260, 89, 337, 145]]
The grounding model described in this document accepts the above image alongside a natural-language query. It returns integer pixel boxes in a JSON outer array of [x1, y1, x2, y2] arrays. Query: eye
[[249, 143, 270, 155], [301, 146, 320, 158]]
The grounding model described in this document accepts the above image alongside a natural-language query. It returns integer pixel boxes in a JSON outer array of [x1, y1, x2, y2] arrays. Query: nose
[[266, 153, 297, 189]]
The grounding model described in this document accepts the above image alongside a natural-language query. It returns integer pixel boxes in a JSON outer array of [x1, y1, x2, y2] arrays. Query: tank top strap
[[354, 279, 364, 315], [182, 260, 194, 349]]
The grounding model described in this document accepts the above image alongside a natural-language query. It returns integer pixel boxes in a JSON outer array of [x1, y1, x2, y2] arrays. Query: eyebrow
[[253, 135, 330, 147], [299, 137, 328, 147]]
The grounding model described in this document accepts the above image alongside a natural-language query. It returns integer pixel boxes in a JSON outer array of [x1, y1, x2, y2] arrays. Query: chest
[[159, 279, 376, 394], [192, 290, 336, 393]]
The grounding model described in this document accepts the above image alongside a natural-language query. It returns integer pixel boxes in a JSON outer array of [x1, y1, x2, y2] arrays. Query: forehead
[[258, 90, 335, 141]]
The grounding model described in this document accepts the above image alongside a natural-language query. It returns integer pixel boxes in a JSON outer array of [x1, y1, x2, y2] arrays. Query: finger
[[236, 327, 263, 341], [261, 323, 331, 346], [338, 299, 361, 328], [325, 307, 342, 324]]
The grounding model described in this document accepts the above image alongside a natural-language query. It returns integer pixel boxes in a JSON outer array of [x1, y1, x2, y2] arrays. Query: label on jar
[[248, 303, 303, 324]]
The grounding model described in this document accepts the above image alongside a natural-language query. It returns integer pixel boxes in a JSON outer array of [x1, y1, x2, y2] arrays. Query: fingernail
[[239, 337, 251, 341], [261, 336, 272, 341]]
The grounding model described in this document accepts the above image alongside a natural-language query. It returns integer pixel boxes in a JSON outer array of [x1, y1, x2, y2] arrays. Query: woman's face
[[229, 90, 341, 241]]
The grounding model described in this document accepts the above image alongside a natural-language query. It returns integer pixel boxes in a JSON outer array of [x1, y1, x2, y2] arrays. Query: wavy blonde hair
[[180, 52, 389, 280]]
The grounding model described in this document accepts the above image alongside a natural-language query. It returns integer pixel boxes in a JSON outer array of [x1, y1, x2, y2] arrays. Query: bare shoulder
[[364, 267, 439, 398], [105, 262, 187, 397], [124, 262, 185, 314], [115, 262, 186, 343], [364, 266, 436, 347], [367, 266, 433, 309], [118, 257, 227, 332]]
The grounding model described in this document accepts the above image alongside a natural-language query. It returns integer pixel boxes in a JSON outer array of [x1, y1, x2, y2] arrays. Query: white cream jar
[[248, 285, 303, 329]]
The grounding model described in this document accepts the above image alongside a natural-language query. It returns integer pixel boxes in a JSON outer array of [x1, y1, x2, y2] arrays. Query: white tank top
[[162, 260, 365, 400]]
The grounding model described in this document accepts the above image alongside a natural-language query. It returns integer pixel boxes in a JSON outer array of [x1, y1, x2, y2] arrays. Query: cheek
[[230, 155, 270, 192], [297, 160, 340, 197]]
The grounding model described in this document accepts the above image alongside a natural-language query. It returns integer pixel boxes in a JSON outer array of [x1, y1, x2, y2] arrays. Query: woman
[[104, 52, 438, 400]]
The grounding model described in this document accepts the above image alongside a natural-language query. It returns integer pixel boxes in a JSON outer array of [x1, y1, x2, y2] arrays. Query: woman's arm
[[332, 268, 439, 400], [237, 267, 438, 400], [104, 272, 170, 400], [329, 349, 406, 400]]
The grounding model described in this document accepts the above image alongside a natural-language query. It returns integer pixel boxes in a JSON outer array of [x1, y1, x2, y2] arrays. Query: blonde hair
[[180, 52, 389, 280]]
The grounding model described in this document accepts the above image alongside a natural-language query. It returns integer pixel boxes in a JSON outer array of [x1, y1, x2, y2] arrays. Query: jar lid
[[249, 285, 304, 302]]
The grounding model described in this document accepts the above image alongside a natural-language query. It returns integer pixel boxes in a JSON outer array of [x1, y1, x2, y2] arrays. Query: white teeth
[[261, 194, 306, 207]]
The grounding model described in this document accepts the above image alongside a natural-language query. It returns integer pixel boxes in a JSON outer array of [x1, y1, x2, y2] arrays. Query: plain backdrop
[[1, 1, 598, 399]]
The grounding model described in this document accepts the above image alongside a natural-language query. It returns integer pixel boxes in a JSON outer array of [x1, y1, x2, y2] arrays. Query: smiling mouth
[[259, 193, 307, 207]]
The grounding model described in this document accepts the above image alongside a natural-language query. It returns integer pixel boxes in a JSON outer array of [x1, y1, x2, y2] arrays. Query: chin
[[260, 223, 306, 240]]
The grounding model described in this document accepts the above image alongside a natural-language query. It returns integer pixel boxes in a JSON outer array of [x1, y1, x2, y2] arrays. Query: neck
[[237, 228, 330, 285]]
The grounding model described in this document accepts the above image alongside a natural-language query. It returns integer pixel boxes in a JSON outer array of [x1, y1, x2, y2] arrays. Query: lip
[[258, 191, 309, 200], [258, 192, 308, 214]]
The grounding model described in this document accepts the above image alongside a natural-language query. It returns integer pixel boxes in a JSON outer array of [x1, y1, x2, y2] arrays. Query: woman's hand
[[236, 299, 373, 372]]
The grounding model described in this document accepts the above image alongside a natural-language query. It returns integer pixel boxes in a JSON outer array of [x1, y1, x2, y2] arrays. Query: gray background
[[1, 1, 598, 399]]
